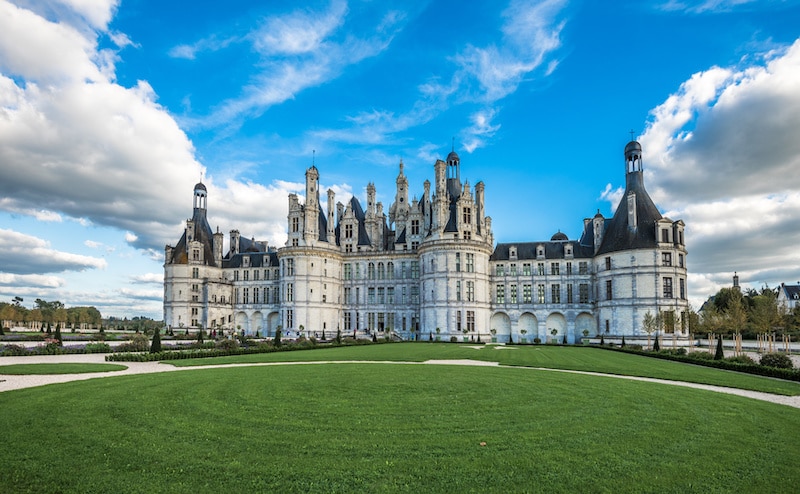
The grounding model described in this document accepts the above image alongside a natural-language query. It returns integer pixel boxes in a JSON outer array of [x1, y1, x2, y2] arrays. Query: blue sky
[[2, 0, 800, 319]]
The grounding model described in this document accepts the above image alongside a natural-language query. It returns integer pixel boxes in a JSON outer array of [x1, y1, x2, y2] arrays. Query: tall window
[[462, 207, 472, 224], [551, 284, 561, 304], [678, 254, 684, 268], [537, 263, 545, 276], [411, 286, 419, 304], [496, 265, 505, 276], [455, 253, 461, 272], [605, 257, 611, 270], [345, 224, 353, 238], [566, 284, 573, 304], [679, 278, 685, 300], [466, 253, 475, 273], [344, 287, 352, 304], [551, 263, 560, 276], [457, 311, 462, 332], [523, 263, 531, 276], [579, 284, 589, 303], [192, 267, 199, 279], [579, 262, 588, 274], [378, 263, 385, 280], [456, 281, 462, 301], [344, 312, 352, 330], [411, 261, 419, 279], [467, 311, 475, 332], [566, 262, 572, 275], [387, 262, 394, 279], [537, 284, 545, 304], [523, 284, 532, 303], [663, 277, 673, 298], [662, 252, 672, 266], [378, 287, 385, 304], [496, 285, 505, 304], [387, 287, 395, 304], [510, 284, 517, 304], [368, 288, 376, 304], [510, 264, 517, 276], [368, 263, 376, 279], [606, 280, 613, 300], [291, 217, 299, 232], [661, 228, 670, 243], [243, 288, 249, 304], [411, 219, 420, 235], [286, 310, 293, 329], [344, 264, 352, 280], [286, 283, 293, 302], [467, 281, 475, 302], [286, 259, 294, 276]]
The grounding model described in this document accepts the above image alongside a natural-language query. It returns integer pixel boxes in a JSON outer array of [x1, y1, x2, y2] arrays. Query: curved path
[[1, 353, 799, 409]]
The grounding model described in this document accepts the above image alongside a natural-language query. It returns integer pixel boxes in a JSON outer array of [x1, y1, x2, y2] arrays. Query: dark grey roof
[[168, 208, 217, 266], [490, 240, 594, 261], [782, 284, 800, 301], [224, 251, 279, 269], [595, 170, 663, 255], [194, 182, 207, 192]]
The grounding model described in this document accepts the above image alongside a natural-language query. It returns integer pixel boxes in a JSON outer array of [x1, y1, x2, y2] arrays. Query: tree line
[[699, 286, 800, 337], [0, 298, 102, 329]]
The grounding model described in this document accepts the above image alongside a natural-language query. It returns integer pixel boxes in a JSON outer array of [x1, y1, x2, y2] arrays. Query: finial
[[312, 149, 315, 167], [451, 137, 455, 152], [629, 129, 636, 141]]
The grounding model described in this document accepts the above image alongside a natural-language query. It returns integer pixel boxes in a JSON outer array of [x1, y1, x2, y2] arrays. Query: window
[[191, 284, 199, 292], [286, 283, 293, 302], [457, 311, 462, 332], [467, 311, 475, 332], [401, 262, 407, 279], [192, 249, 199, 261], [551, 263, 560, 276], [496, 265, 505, 276], [579, 262, 588, 275], [605, 257, 611, 270], [606, 280, 613, 300], [291, 217, 299, 232], [678, 254, 684, 268], [566, 262, 572, 275], [378, 287, 385, 304], [463, 230, 471, 240], [466, 253, 475, 273], [253, 270, 259, 281], [291, 238, 299, 246], [411, 241, 419, 250], [368, 263, 375, 279], [243, 288, 249, 304], [551, 284, 561, 304], [265, 269, 270, 280], [345, 224, 353, 238], [663, 277, 673, 298], [387, 287, 394, 304], [344, 287, 352, 304], [286, 310, 293, 329], [345, 244, 353, 253], [579, 283, 589, 303], [411, 220, 420, 235], [402, 287, 407, 304], [455, 253, 461, 272], [510, 284, 517, 304], [537, 263, 545, 276], [192, 267, 199, 279], [411, 261, 420, 279], [463, 207, 472, 224], [496, 285, 505, 304], [537, 284, 545, 304], [344, 312, 352, 330], [344, 264, 352, 280], [411, 285, 419, 304], [523, 263, 531, 276], [368, 288, 376, 304], [456, 281, 462, 301], [567, 284, 573, 304], [679, 278, 685, 300], [523, 284, 532, 303], [661, 228, 670, 243], [355, 263, 361, 279], [387, 262, 394, 279], [272, 287, 279, 304], [378, 263, 385, 280], [286, 259, 294, 276], [662, 252, 672, 267], [467, 281, 475, 302], [510, 264, 517, 276], [243, 270, 249, 281]]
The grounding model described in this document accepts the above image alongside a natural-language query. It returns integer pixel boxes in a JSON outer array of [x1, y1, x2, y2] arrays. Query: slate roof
[[781, 284, 800, 301], [224, 250, 279, 269], [595, 170, 663, 255], [168, 207, 217, 267], [490, 240, 594, 261]]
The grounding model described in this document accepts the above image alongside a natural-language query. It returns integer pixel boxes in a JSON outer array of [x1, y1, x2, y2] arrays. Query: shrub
[[533, 337, 541, 344], [450, 336, 458, 343], [760, 353, 794, 369], [274, 328, 282, 347], [687, 351, 715, 361], [1, 344, 28, 356], [150, 328, 162, 354], [725, 355, 756, 365], [215, 338, 239, 351], [84, 342, 112, 353], [116, 333, 150, 353]]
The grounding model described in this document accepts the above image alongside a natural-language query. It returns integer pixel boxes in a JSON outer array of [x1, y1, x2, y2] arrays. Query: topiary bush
[[760, 353, 794, 369], [84, 342, 112, 353], [216, 338, 239, 351], [725, 354, 756, 365], [116, 333, 149, 353]]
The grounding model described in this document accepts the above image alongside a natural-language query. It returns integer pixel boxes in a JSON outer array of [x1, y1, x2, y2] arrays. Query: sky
[[1, 0, 800, 320]]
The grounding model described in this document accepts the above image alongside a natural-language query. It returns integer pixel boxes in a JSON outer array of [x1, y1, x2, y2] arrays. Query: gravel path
[[1, 354, 799, 409]]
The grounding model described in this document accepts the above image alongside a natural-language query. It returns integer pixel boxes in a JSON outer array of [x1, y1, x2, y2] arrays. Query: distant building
[[164, 141, 690, 341], [778, 283, 800, 311]]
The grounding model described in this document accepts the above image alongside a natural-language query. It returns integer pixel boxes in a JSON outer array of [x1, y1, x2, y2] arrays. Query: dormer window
[[509, 246, 517, 259]]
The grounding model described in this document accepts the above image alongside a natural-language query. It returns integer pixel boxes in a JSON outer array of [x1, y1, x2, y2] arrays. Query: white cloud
[[658, 0, 761, 14], [131, 273, 163, 284], [0, 228, 107, 274], [640, 38, 800, 306], [0, 272, 65, 288], [462, 109, 501, 153], [599, 183, 623, 211]]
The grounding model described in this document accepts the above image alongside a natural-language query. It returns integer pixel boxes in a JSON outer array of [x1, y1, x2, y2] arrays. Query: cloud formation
[[0, 229, 107, 274], [640, 39, 800, 304]]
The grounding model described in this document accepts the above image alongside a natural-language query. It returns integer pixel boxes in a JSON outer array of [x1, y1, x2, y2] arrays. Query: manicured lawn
[[0, 363, 127, 375], [0, 363, 798, 493], [166, 343, 800, 396]]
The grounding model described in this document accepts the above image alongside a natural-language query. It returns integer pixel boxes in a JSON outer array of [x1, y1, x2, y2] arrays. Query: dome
[[551, 231, 568, 241], [194, 182, 207, 192], [446, 150, 460, 162], [624, 140, 642, 155]]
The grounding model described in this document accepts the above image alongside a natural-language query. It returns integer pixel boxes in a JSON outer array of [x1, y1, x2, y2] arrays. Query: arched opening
[[490, 312, 511, 342], [546, 313, 567, 344], [518, 312, 538, 343]]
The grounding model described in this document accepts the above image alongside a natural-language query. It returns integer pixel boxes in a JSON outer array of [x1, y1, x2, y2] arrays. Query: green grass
[[0, 363, 798, 493], [166, 343, 800, 396], [0, 363, 127, 375]]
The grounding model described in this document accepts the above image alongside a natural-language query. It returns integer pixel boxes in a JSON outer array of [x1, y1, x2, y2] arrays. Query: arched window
[[368, 262, 376, 280], [378, 263, 385, 280]]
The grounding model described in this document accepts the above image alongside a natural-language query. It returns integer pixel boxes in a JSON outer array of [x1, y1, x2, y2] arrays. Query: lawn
[[0, 363, 798, 493], [166, 343, 800, 396], [0, 363, 127, 375]]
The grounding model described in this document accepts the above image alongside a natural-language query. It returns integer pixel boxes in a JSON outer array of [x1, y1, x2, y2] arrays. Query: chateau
[[163, 141, 690, 342]]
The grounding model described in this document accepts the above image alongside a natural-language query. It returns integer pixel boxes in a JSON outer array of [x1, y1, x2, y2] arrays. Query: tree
[[714, 335, 724, 360], [150, 327, 162, 353], [642, 312, 657, 350], [274, 326, 282, 347], [55, 323, 63, 345], [750, 287, 781, 334]]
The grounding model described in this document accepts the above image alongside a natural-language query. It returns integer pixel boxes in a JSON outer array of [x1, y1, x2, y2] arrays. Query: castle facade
[[164, 141, 690, 342]]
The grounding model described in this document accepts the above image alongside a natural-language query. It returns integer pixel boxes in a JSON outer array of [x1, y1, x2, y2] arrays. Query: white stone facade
[[164, 142, 690, 342]]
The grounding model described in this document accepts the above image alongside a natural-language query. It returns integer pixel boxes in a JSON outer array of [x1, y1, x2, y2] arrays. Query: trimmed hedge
[[592, 345, 800, 382]]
